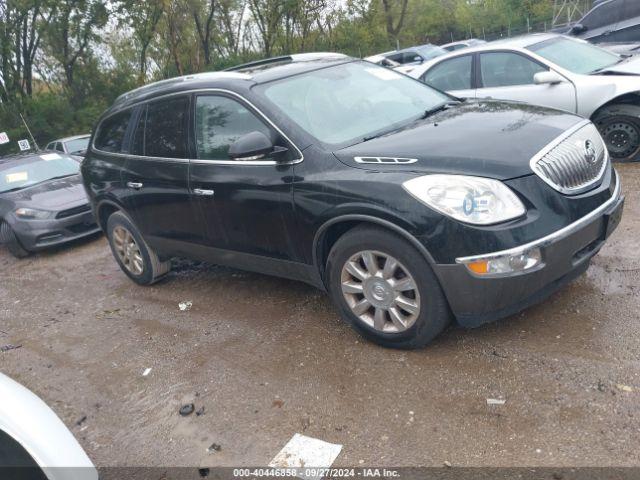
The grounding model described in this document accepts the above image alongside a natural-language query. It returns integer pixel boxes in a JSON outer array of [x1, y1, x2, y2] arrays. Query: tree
[[381, 0, 408, 44], [247, 0, 286, 57], [191, 0, 216, 66], [0, 0, 50, 101], [125, 0, 165, 83], [44, 0, 109, 90]]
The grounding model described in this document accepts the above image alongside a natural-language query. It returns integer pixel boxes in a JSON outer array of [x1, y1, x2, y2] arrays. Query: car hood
[[4, 174, 88, 211], [598, 55, 640, 75], [334, 100, 584, 180]]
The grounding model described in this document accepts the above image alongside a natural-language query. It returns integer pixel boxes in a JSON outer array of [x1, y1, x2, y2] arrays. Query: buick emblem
[[584, 140, 597, 164]]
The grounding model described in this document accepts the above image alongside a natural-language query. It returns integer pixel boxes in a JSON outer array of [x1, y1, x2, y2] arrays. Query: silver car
[[45, 134, 90, 159], [409, 33, 640, 161]]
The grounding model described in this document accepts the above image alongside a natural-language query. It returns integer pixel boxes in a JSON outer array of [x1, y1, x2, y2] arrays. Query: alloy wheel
[[112, 226, 144, 275], [340, 250, 421, 333]]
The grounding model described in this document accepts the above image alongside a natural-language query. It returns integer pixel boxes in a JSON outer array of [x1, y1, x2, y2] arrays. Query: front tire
[[106, 211, 171, 285], [327, 225, 451, 349], [0, 222, 30, 258], [593, 104, 640, 162]]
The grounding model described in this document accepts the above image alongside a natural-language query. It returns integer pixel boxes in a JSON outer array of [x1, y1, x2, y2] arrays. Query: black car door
[[188, 92, 302, 271], [121, 95, 205, 253]]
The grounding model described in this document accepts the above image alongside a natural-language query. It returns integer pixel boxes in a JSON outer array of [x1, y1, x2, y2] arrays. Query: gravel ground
[[0, 163, 638, 469]]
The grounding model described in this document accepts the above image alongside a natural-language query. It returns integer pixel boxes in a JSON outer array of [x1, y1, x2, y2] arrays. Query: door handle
[[193, 188, 214, 197], [126, 182, 143, 189]]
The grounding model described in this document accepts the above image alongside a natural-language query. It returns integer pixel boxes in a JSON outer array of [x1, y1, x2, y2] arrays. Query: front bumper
[[11, 210, 101, 251], [434, 171, 624, 327]]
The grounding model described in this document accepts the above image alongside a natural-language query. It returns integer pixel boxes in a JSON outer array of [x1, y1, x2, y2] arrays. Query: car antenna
[[0, 92, 40, 151], [19, 112, 39, 151]]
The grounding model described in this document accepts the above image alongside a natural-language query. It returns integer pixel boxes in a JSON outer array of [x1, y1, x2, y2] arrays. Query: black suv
[[82, 53, 624, 348]]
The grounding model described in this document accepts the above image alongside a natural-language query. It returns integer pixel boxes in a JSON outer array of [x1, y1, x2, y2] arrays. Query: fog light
[[463, 248, 542, 276]]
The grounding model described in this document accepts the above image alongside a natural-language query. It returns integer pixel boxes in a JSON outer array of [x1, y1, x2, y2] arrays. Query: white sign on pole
[[18, 139, 31, 151], [0, 132, 9, 145]]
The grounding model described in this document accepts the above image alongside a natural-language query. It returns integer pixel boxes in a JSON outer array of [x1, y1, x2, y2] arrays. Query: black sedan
[[82, 54, 624, 348], [0, 152, 100, 257]]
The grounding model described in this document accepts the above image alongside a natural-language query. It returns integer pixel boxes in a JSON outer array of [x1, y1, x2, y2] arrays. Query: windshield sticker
[[365, 67, 400, 80], [6, 172, 28, 183], [40, 153, 62, 161]]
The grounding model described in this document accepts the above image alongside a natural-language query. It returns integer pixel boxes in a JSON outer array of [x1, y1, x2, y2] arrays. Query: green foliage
[[0, 0, 571, 155]]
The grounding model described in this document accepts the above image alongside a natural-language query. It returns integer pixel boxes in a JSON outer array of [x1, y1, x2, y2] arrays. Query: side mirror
[[570, 23, 587, 34], [534, 71, 565, 85], [228, 131, 287, 161]]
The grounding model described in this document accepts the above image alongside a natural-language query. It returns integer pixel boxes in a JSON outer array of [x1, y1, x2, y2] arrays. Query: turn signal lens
[[467, 261, 489, 274], [461, 248, 542, 276]]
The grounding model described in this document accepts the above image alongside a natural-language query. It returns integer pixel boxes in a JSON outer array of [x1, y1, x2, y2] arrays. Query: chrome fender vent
[[530, 121, 609, 195], [354, 156, 418, 164]]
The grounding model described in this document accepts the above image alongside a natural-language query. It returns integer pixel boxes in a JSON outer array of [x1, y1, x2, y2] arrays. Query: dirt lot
[[1, 164, 639, 469]]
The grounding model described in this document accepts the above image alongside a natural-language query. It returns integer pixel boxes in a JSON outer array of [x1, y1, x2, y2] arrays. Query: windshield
[[528, 37, 620, 74], [257, 61, 450, 147], [0, 153, 79, 193], [416, 45, 447, 60], [64, 137, 89, 154]]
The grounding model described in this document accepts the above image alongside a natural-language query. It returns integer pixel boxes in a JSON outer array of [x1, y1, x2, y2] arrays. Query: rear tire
[[0, 222, 30, 258], [106, 211, 171, 285], [593, 104, 640, 162], [326, 225, 451, 349]]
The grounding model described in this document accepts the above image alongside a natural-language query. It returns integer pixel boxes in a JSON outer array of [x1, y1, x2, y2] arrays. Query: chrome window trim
[[456, 169, 621, 265], [91, 88, 304, 166], [528, 119, 609, 195]]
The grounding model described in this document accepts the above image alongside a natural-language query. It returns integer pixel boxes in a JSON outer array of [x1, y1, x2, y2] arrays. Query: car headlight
[[402, 174, 526, 225], [14, 207, 52, 220]]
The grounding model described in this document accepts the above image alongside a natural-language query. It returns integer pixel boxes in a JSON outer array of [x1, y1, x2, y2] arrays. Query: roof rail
[[224, 56, 294, 72], [224, 53, 349, 72], [112, 71, 251, 107]]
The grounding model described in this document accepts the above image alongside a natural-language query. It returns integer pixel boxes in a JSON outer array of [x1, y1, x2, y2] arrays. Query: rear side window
[[422, 56, 473, 91], [95, 110, 133, 153], [195, 95, 271, 160], [144, 96, 189, 158], [480, 52, 546, 88]]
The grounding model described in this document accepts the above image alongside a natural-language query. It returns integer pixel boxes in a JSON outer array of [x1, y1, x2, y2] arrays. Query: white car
[[0, 372, 97, 480], [440, 38, 486, 52], [409, 33, 640, 161], [363, 54, 401, 69], [376, 44, 448, 74]]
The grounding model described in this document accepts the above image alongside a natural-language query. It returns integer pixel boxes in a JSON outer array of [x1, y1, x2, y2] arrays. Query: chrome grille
[[531, 122, 608, 195]]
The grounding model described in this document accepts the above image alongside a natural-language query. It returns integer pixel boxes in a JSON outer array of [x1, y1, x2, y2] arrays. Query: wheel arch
[[590, 92, 640, 122], [95, 200, 124, 232], [312, 215, 439, 287]]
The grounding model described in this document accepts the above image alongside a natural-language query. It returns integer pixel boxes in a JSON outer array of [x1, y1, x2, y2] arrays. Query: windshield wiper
[[363, 125, 407, 142], [362, 101, 461, 143], [421, 101, 458, 119], [591, 56, 628, 74]]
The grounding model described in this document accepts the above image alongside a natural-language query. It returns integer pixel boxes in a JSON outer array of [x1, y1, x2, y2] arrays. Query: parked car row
[[0, 34, 631, 348], [409, 33, 640, 162]]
